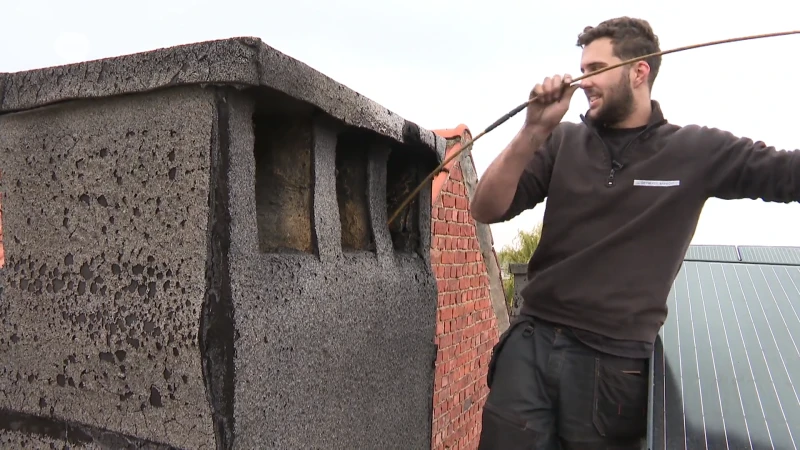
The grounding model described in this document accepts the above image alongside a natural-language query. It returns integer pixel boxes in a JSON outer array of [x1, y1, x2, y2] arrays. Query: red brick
[[455, 252, 466, 264], [447, 279, 459, 291], [442, 252, 455, 264], [433, 221, 448, 235]]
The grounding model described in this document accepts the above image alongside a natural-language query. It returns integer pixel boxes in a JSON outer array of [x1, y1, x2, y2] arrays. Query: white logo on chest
[[633, 179, 680, 187]]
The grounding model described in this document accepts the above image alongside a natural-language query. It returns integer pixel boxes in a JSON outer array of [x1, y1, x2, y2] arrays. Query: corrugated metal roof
[[684, 244, 740, 263], [739, 246, 800, 266], [651, 246, 800, 449], [682, 244, 800, 266]]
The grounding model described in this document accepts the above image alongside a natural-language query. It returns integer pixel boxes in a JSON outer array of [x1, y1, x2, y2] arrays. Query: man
[[471, 17, 800, 450]]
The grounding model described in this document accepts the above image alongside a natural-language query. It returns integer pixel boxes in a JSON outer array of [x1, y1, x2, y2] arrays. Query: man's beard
[[588, 72, 635, 127]]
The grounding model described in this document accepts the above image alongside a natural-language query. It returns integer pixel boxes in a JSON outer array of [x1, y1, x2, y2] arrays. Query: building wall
[[0, 86, 219, 449], [430, 129, 504, 450], [0, 37, 446, 450]]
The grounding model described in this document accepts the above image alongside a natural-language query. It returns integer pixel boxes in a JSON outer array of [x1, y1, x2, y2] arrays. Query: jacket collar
[[580, 100, 667, 131]]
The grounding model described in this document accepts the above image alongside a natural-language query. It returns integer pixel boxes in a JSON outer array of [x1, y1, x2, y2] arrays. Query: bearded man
[[470, 16, 800, 450]]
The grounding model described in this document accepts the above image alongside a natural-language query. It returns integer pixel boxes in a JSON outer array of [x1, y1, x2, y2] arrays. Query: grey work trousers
[[477, 316, 649, 449]]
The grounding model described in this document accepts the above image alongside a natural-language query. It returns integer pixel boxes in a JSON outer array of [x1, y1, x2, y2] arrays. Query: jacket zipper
[[587, 127, 620, 187], [607, 160, 623, 187], [588, 122, 661, 188]]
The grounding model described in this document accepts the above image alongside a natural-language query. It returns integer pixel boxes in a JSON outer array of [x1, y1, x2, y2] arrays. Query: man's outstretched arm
[[703, 127, 800, 202]]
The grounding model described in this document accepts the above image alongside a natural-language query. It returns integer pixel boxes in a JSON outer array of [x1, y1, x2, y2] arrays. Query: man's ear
[[632, 61, 651, 88]]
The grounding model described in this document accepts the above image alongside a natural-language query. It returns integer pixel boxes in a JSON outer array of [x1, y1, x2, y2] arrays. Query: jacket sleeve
[[495, 126, 560, 222], [703, 127, 800, 202]]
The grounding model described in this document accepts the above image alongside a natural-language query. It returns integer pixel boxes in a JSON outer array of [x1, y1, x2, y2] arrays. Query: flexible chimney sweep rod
[[386, 29, 800, 226]]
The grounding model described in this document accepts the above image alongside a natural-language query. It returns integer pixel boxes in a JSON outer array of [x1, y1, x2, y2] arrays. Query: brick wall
[[430, 130, 502, 450]]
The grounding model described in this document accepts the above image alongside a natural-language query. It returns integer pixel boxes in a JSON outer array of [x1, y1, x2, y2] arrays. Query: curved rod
[[386, 29, 800, 226]]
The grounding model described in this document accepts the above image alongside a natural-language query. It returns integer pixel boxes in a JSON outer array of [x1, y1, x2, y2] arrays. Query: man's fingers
[[541, 77, 553, 102], [532, 73, 576, 104], [531, 83, 545, 103], [567, 84, 581, 95], [561, 82, 580, 101], [554, 75, 566, 101], [556, 85, 578, 106], [556, 74, 577, 103], [557, 74, 573, 98]]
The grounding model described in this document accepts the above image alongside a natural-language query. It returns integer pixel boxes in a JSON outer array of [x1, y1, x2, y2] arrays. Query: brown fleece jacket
[[500, 100, 800, 344]]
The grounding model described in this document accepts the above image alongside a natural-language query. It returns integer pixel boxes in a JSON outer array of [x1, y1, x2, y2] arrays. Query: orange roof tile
[[431, 124, 472, 203]]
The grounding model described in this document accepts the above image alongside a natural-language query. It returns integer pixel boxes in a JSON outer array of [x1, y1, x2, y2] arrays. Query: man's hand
[[525, 74, 580, 135], [470, 74, 576, 224]]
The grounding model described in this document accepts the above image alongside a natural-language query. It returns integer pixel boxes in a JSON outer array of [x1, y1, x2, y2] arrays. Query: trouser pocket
[[486, 316, 534, 389], [592, 356, 649, 440], [478, 403, 542, 450]]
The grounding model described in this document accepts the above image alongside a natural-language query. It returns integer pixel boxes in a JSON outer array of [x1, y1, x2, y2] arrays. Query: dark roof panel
[[738, 246, 800, 266], [684, 245, 741, 262], [654, 261, 800, 449]]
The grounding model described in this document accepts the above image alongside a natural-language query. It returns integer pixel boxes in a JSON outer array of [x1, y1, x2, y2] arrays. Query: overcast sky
[[2, 0, 798, 252]]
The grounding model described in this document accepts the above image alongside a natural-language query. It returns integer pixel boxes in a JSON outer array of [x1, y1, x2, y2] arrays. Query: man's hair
[[577, 17, 661, 89]]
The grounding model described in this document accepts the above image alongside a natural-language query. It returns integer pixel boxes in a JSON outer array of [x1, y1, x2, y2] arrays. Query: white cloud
[[53, 32, 91, 64]]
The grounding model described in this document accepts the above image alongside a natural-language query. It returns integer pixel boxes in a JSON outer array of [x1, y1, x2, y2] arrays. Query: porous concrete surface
[[1, 428, 103, 449], [224, 92, 439, 449], [231, 257, 438, 450], [0, 408, 174, 449], [0, 86, 216, 449], [0, 36, 447, 162], [0, 38, 444, 449]]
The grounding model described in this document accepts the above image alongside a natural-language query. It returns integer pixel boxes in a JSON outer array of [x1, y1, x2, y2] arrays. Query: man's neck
[[610, 99, 652, 129]]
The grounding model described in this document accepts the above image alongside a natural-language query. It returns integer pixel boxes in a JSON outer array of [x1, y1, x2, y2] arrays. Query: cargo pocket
[[486, 317, 534, 389], [478, 402, 541, 450], [591, 357, 649, 441]]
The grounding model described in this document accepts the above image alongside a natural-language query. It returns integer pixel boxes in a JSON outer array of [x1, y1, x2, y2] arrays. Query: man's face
[[579, 37, 636, 127]]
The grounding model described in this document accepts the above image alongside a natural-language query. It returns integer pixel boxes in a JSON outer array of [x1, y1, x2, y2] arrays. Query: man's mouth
[[587, 94, 601, 108]]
